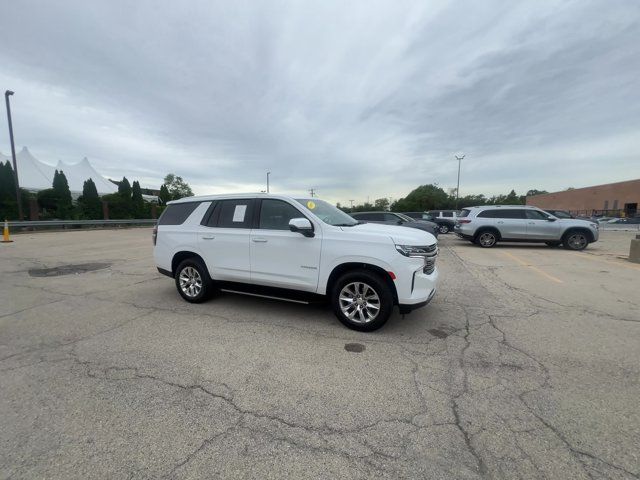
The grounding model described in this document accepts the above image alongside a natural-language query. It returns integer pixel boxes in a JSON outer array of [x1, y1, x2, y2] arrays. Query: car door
[[197, 198, 254, 282], [493, 209, 528, 239], [525, 209, 562, 240], [250, 199, 322, 292]]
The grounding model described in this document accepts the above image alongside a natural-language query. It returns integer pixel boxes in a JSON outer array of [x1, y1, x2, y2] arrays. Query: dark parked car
[[608, 217, 640, 225], [403, 211, 456, 234], [350, 211, 439, 237]]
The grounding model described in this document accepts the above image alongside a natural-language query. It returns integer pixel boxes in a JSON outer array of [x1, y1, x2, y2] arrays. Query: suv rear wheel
[[331, 270, 393, 331], [475, 229, 499, 248], [438, 224, 450, 234], [563, 230, 589, 251], [175, 258, 213, 303]]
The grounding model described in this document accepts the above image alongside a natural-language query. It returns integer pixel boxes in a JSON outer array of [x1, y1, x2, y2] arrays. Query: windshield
[[551, 210, 573, 219], [294, 198, 358, 226], [396, 213, 414, 222]]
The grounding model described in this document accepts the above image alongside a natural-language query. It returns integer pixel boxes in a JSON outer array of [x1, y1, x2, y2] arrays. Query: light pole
[[4, 90, 23, 220], [266, 171, 271, 193], [454, 154, 465, 209]]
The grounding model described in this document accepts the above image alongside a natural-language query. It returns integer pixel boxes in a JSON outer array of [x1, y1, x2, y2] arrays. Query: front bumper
[[399, 287, 436, 314]]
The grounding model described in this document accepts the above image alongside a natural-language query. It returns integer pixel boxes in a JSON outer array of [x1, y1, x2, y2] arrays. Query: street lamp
[[4, 90, 23, 220], [266, 171, 271, 193], [454, 154, 465, 209]]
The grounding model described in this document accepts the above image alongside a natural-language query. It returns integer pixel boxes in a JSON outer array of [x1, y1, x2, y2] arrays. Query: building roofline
[[527, 178, 640, 198]]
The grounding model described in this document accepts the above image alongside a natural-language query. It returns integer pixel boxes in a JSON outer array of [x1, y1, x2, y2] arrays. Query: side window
[[501, 209, 527, 219], [369, 213, 385, 221], [525, 210, 549, 220], [441, 211, 453, 218], [383, 213, 400, 222], [259, 199, 304, 230], [477, 210, 498, 218], [216, 199, 254, 228], [158, 202, 200, 225]]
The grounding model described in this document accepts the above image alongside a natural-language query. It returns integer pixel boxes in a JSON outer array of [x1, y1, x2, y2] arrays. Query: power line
[[309, 188, 316, 197]]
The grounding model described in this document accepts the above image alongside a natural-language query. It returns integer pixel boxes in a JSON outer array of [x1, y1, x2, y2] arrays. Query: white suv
[[153, 194, 438, 331], [454, 205, 599, 250]]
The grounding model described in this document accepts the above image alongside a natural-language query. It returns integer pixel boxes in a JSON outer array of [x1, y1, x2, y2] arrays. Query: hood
[[347, 222, 437, 245]]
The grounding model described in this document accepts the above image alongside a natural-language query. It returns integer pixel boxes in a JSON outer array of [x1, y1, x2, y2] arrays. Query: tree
[[159, 184, 171, 205], [118, 176, 132, 198], [132, 180, 144, 217], [163, 173, 193, 200], [47, 170, 73, 218], [526, 189, 548, 197], [78, 178, 102, 219], [374, 198, 390, 211], [391, 184, 450, 212]]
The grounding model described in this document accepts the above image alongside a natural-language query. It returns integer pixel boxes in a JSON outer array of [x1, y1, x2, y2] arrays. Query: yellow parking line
[[578, 253, 640, 272], [501, 251, 564, 284]]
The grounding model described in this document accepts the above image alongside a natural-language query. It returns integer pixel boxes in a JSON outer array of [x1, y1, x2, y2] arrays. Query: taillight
[[152, 225, 158, 246], [458, 219, 472, 224]]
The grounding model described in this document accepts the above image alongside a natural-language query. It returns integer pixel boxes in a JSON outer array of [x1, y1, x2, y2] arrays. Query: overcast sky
[[1, 0, 638, 203]]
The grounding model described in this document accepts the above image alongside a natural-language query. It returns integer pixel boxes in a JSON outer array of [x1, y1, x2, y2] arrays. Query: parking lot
[[1, 228, 639, 479]]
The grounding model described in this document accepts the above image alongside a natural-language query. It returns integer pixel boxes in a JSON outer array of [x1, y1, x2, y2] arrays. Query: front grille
[[423, 247, 437, 274]]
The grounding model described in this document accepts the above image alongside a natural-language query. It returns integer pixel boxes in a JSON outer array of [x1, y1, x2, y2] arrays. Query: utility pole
[[309, 188, 316, 197], [4, 91, 23, 220], [454, 154, 465, 209], [349, 199, 354, 209], [266, 171, 271, 193]]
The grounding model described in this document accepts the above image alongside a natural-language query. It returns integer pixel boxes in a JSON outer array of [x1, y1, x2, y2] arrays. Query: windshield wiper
[[334, 223, 359, 227]]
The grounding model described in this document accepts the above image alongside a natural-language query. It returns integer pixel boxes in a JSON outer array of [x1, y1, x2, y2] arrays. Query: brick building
[[526, 179, 640, 217]]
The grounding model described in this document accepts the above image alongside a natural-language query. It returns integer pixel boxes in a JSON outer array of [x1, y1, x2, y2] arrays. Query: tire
[[174, 258, 213, 303], [438, 224, 450, 234], [545, 241, 561, 247], [475, 229, 499, 248], [331, 270, 393, 332], [562, 230, 589, 251]]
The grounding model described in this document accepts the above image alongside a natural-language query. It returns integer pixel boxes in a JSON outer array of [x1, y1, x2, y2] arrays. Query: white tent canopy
[[0, 147, 118, 195]]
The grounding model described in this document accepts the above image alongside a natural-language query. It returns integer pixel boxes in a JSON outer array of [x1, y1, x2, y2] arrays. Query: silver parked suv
[[454, 205, 599, 250]]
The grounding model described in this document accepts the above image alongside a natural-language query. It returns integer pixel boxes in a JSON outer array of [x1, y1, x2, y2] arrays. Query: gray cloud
[[1, 0, 638, 203]]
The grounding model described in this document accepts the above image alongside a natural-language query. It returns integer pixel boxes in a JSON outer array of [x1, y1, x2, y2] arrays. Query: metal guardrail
[[8, 219, 156, 228]]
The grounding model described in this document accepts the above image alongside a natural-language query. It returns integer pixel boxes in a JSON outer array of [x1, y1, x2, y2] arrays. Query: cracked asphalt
[[1, 228, 639, 479]]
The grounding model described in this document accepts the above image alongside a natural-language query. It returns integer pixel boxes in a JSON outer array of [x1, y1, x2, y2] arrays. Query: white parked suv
[[153, 194, 438, 331], [454, 205, 599, 250]]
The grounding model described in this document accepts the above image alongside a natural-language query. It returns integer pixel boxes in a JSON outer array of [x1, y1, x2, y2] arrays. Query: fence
[[7, 219, 156, 230]]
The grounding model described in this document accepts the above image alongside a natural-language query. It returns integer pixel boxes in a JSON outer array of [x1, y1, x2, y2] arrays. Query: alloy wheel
[[567, 233, 587, 250], [339, 282, 381, 324], [179, 266, 203, 298], [479, 232, 496, 247]]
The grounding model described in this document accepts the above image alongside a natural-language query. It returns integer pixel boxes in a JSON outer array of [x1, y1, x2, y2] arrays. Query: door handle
[[202, 235, 215, 240], [528, 222, 535, 225], [497, 221, 504, 224], [252, 238, 268, 243]]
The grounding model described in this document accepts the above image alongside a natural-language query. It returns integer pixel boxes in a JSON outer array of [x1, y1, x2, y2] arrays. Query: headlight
[[590, 223, 598, 230], [395, 244, 437, 257]]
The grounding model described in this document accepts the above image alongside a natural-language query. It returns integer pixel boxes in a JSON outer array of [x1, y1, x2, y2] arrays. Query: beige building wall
[[526, 179, 640, 214]]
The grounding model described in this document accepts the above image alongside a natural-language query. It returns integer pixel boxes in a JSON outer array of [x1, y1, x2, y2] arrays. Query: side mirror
[[289, 218, 314, 237], [397, 219, 404, 225], [547, 217, 557, 222]]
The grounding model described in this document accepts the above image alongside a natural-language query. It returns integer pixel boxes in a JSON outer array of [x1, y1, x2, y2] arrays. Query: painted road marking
[[501, 251, 564, 284]]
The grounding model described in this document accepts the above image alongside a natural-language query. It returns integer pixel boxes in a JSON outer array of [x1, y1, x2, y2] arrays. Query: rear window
[[458, 209, 470, 218], [158, 202, 200, 225], [478, 209, 526, 219]]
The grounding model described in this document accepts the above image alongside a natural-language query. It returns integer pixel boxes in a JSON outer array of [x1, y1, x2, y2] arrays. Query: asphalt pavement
[[1, 228, 638, 479]]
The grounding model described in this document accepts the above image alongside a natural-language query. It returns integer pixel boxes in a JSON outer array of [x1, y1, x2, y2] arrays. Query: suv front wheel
[[562, 230, 589, 251], [331, 270, 393, 331], [175, 258, 214, 303]]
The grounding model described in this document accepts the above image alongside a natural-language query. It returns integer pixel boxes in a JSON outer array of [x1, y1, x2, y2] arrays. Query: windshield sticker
[[307, 201, 316, 210]]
